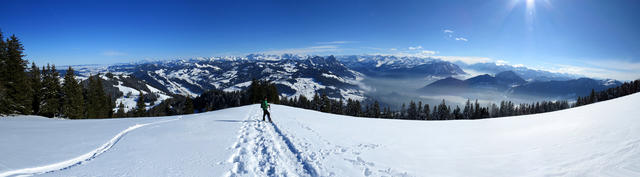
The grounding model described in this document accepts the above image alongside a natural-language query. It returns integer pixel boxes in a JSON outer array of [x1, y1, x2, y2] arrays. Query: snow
[[2, 93, 640, 176], [276, 78, 326, 99]]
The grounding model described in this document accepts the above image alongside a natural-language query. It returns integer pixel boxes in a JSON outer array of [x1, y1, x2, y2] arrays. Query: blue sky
[[1, 0, 639, 80]]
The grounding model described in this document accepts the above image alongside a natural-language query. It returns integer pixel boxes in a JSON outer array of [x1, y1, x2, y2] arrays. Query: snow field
[[1, 92, 640, 176]]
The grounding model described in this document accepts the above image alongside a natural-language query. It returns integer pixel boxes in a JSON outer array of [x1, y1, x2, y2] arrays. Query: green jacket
[[261, 100, 269, 110]]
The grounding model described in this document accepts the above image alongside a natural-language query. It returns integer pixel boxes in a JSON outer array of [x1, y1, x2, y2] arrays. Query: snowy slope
[[2, 93, 640, 176]]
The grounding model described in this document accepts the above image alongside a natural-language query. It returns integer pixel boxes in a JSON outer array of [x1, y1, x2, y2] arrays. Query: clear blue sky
[[1, 0, 639, 80]]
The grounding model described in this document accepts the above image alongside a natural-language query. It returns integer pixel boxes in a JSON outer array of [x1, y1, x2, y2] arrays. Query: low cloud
[[443, 29, 454, 33], [408, 45, 423, 50], [431, 56, 493, 65]]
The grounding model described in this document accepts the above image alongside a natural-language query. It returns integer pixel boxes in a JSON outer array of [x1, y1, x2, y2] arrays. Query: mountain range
[[65, 54, 623, 108]]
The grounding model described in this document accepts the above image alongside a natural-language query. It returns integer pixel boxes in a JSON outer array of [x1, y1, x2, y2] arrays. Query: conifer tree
[[372, 100, 380, 118], [423, 104, 430, 120], [62, 66, 84, 118], [134, 92, 146, 117], [87, 75, 108, 118], [320, 94, 331, 113], [116, 102, 126, 118], [0, 30, 6, 114], [184, 96, 194, 114], [0, 33, 31, 114], [40, 64, 62, 118], [30, 62, 42, 115], [407, 100, 417, 119]]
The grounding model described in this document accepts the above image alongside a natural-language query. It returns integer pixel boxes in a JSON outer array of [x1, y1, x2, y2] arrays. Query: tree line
[[278, 79, 639, 120], [575, 80, 640, 107], [0, 31, 112, 118]]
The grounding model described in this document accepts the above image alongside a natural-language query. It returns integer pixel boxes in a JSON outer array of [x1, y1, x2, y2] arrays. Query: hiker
[[261, 96, 272, 122]]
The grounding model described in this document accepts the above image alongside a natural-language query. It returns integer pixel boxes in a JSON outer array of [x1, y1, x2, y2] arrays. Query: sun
[[526, 0, 536, 13]]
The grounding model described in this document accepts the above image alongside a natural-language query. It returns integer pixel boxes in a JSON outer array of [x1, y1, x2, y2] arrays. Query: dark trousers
[[263, 109, 272, 121]]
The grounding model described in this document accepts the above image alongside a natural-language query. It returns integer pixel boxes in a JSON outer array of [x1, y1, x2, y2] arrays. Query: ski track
[[0, 118, 179, 177], [225, 108, 318, 177]]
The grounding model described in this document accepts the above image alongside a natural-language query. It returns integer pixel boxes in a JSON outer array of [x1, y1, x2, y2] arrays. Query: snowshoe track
[[226, 108, 318, 177], [0, 118, 179, 177]]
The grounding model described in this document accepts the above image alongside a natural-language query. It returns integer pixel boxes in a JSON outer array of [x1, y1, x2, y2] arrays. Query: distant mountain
[[337, 55, 465, 78], [75, 55, 367, 101], [512, 78, 622, 98], [420, 70, 621, 99], [459, 62, 579, 81], [420, 71, 527, 94]]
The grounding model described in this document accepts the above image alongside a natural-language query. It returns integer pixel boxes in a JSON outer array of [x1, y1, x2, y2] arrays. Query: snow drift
[[1, 93, 640, 176]]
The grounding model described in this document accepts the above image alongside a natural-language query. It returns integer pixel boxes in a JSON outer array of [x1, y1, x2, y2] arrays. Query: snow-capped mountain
[[337, 55, 466, 78], [420, 70, 621, 100], [93, 55, 366, 101], [459, 62, 580, 82]]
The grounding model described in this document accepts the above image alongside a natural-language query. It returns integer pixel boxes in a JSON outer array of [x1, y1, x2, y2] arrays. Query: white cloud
[[316, 41, 357, 44], [443, 29, 454, 33], [495, 60, 508, 66], [102, 50, 127, 56], [431, 56, 493, 65], [390, 48, 397, 51], [421, 50, 437, 55], [455, 37, 468, 42], [408, 45, 423, 50]]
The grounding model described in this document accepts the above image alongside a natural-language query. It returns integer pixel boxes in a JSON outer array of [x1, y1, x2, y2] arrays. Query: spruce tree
[[407, 100, 417, 119], [116, 102, 126, 117], [372, 101, 380, 118], [40, 64, 62, 118], [30, 62, 42, 115], [0, 34, 32, 114], [184, 96, 194, 114], [87, 75, 108, 118], [61, 66, 84, 118], [0, 30, 6, 114], [134, 92, 146, 117]]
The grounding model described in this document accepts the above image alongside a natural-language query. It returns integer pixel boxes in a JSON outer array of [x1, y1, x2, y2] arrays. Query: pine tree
[[463, 99, 472, 119], [372, 100, 380, 118], [184, 96, 194, 114], [0, 30, 6, 114], [61, 66, 84, 118], [398, 103, 405, 119], [0, 34, 31, 114], [453, 106, 462, 119], [134, 92, 146, 117], [87, 75, 108, 118], [116, 102, 126, 117], [407, 100, 417, 119], [320, 94, 331, 113], [40, 64, 62, 118], [423, 104, 430, 120], [29, 62, 42, 115]]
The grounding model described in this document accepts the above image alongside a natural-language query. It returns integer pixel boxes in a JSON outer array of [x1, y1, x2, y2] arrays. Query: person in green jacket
[[261, 96, 272, 122]]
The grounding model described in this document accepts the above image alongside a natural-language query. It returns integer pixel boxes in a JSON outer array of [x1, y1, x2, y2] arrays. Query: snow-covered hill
[[2, 93, 640, 176]]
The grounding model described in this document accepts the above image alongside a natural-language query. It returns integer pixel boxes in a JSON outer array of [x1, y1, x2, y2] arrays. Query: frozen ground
[[1, 93, 640, 176]]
